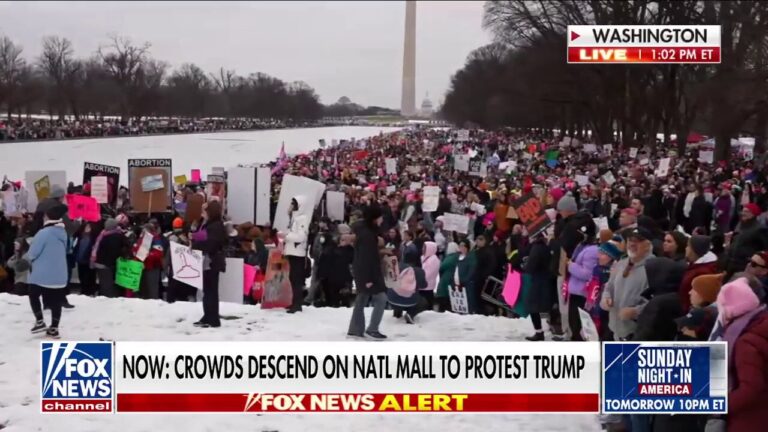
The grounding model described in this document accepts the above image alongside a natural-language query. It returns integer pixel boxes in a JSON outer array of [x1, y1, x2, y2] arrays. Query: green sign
[[116, 258, 143, 291]]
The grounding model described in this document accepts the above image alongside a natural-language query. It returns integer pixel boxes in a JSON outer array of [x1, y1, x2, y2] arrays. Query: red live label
[[567, 46, 720, 64]]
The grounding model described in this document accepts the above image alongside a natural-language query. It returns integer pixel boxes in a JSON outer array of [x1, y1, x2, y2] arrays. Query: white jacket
[[283, 195, 310, 257]]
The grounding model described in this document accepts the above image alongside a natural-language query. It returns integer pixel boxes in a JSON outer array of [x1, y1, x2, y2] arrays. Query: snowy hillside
[[0, 293, 600, 431]]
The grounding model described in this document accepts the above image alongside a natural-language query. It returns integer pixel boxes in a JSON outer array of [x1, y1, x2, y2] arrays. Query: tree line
[[441, 1, 768, 161], [0, 34, 326, 121]]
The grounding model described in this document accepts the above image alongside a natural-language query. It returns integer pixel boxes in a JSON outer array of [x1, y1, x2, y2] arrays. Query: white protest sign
[[575, 175, 590, 186], [744, 149, 754, 161], [593, 217, 609, 231], [699, 150, 714, 164], [273, 175, 326, 232], [135, 231, 153, 262], [170, 241, 203, 290], [560, 137, 572, 147], [656, 158, 671, 177], [454, 154, 470, 172], [468, 160, 487, 177], [629, 147, 638, 158], [91, 176, 109, 204], [406, 165, 422, 175], [583, 144, 598, 153], [457, 129, 469, 142], [326, 191, 345, 222], [409, 182, 422, 191], [449, 285, 469, 315], [422, 186, 439, 212], [602, 171, 616, 185], [386, 185, 396, 194], [442, 213, 469, 234], [141, 174, 165, 192], [639, 158, 650, 166], [385, 158, 397, 175]]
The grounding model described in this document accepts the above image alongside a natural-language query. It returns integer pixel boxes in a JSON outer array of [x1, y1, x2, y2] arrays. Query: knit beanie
[[689, 235, 711, 258], [716, 277, 763, 325], [691, 273, 724, 305], [556, 194, 578, 213], [599, 241, 623, 261]]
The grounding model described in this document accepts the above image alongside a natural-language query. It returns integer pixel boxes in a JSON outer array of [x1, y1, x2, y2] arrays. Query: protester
[[281, 196, 310, 314], [473, 234, 497, 315], [524, 232, 561, 341], [564, 224, 599, 341], [74, 223, 97, 296], [191, 200, 227, 328], [584, 240, 623, 340], [133, 223, 164, 299], [662, 230, 688, 262], [26, 205, 69, 338], [452, 239, 478, 314], [724, 202, 768, 280], [436, 242, 460, 313], [348, 204, 387, 339], [744, 251, 768, 286], [679, 235, 719, 311], [91, 218, 125, 298], [387, 249, 427, 324], [420, 241, 440, 309], [632, 257, 687, 342], [676, 273, 723, 341]]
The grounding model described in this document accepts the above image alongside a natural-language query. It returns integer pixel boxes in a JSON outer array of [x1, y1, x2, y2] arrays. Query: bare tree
[[38, 36, 82, 119], [98, 35, 151, 119], [0, 35, 26, 119]]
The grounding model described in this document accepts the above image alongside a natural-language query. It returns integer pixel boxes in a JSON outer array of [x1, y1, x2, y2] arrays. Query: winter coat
[[634, 293, 683, 342], [387, 264, 427, 308], [602, 253, 654, 339], [523, 238, 557, 314], [451, 252, 478, 313], [689, 195, 713, 232], [551, 211, 595, 274], [421, 241, 440, 292], [318, 242, 353, 288], [352, 220, 386, 295], [678, 251, 719, 311], [714, 195, 733, 231], [32, 198, 81, 237], [283, 195, 310, 257], [567, 243, 599, 297], [726, 310, 768, 432], [474, 245, 497, 293], [726, 218, 768, 275], [133, 232, 165, 271], [191, 219, 227, 273], [25, 221, 69, 288], [642, 257, 687, 299], [436, 252, 459, 298], [95, 231, 126, 269], [75, 234, 93, 265]]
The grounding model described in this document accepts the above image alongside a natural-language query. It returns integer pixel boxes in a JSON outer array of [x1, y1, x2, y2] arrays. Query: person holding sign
[[191, 200, 227, 328], [280, 196, 311, 314], [348, 204, 388, 339], [25, 205, 69, 338]]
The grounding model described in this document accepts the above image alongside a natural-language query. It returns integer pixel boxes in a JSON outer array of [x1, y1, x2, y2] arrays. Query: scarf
[[713, 305, 767, 389], [90, 227, 122, 266]]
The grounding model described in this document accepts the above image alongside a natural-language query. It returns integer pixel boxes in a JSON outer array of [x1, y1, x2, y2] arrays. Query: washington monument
[[400, 0, 416, 117]]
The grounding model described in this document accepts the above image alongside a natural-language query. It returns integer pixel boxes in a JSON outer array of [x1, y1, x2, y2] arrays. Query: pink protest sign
[[243, 264, 257, 296], [66, 194, 101, 222], [502, 266, 522, 307], [191, 169, 201, 183]]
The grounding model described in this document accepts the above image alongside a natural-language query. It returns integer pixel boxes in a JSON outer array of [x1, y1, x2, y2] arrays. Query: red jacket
[[132, 233, 165, 271], [678, 253, 719, 310], [729, 311, 768, 432]]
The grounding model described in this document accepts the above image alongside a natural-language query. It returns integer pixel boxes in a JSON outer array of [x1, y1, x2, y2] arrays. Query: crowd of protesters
[[2, 126, 768, 430], [0, 117, 333, 142]]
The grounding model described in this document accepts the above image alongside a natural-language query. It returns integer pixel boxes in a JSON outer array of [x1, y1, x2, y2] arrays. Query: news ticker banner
[[603, 342, 727, 414], [567, 25, 721, 64], [40, 341, 727, 415]]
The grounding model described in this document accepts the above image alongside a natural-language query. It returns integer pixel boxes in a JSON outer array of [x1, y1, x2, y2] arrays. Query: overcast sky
[[0, 1, 490, 108]]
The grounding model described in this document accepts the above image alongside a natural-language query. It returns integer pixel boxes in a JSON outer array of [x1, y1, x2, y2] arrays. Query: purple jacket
[[567, 244, 599, 297], [714, 195, 732, 228]]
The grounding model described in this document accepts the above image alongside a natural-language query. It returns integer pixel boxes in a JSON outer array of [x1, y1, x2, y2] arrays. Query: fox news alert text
[[567, 25, 721, 64], [41, 341, 726, 415]]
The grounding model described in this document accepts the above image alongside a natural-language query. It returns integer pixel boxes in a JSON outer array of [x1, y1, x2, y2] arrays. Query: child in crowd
[[675, 273, 723, 341], [585, 240, 623, 340]]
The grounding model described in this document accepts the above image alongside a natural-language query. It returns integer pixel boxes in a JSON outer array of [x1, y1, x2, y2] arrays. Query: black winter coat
[[523, 238, 558, 314], [192, 219, 227, 273], [474, 245, 497, 291], [352, 220, 386, 295], [96, 232, 127, 269]]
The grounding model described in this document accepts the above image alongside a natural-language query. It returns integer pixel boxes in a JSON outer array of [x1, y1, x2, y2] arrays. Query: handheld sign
[[115, 258, 143, 292], [512, 194, 551, 236]]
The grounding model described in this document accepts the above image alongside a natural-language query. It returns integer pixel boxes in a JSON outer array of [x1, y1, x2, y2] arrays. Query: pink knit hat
[[716, 277, 761, 325]]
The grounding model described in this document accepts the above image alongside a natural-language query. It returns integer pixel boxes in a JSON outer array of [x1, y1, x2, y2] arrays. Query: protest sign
[[326, 191, 345, 222], [243, 264, 259, 298], [382, 255, 399, 290], [583, 144, 597, 153], [449, 285, 469, 315], [699, 150, 714, 164], [406, 165, 421, 175], [90, 176, 109, 204], [25, 171, 66, 210], [512, 194, 550, 236], [135, 231, 154, 262], [185, 193, 205, 225], [219, 258, 244, 304], [261, 249, 293, 309], [639, 158, 650, 166], [386, 185, 396, 194], [442, 213, 469, 234], [602, 171, 616, 185], [128, 159, 172, 213], [206, 175, 226, 210], [65, 194, 100, 222], [744, 149, 754, 161], [560, 137, 572, 147], [409, 182, 422, 191], [457, 129, 469, 142], [170, 241, 203, 290], [227, 166, 271, 225], [212, 167, 225, 176], [174, 175, 188, 185], [422, 186, 439, 212], [468, 159, 488, 177], [629, 147, 638, 158], [141, 174, 165, 192], [385, 158, 397, 175], [454, 154, 470, 172], [273, 175, 326, 232], [1, 189, 18, 216], [575, 175, 590, 186], [115, 258, 143, 292], [83, 162, 120, 206], [191, 169, 201, 183], [656, 158, 671, 177]]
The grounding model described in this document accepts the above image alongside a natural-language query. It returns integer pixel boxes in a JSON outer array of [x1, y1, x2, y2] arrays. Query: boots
[[525, 331, 545, 341]]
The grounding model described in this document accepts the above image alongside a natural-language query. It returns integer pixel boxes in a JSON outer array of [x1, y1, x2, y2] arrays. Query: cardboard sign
[[261, 249, 293, 309], [174, 175, 188, 185], [449, 285, 469, 314], [326, 190, 345, 222], [512, 194, 551, 236], [442, 213, 469, 234], [385, 158, 397, 175], [83, 162, 120, 206], [128, 159, 172, 213], [422, 186, 440, 212], [66, 194, 101, 222], [185, 193, 205, 225], [170, 241, 203, 290], [506, 206, 518, 219], [115, 258, 143, 292], [90, 176, 109, 204], [141, 175, 165, 192], [602, 171, 616, 185]]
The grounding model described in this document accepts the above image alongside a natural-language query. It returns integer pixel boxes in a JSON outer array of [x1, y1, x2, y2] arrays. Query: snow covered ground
[[0, 126, 401, 183], [0, 293, 601, 432]]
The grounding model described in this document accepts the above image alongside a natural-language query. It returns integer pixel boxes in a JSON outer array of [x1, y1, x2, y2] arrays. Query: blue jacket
[[26, 222, 69, 288]]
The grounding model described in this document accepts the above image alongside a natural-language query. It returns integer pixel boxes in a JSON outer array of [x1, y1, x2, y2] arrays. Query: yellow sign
[[174, 175, 188, 185], [34, 175, 51, 201]]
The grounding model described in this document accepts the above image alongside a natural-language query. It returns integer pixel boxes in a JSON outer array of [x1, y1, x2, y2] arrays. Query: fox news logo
[[41, 342, 113, 413]]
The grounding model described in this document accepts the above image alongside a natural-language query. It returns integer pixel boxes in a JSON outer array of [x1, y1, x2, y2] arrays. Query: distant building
[[419, 92, 433, 118]]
